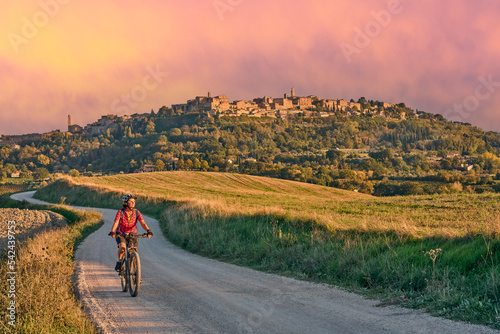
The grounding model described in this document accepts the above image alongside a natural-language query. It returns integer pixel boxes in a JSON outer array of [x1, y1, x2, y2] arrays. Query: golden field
[[66, 171, 500, 239]]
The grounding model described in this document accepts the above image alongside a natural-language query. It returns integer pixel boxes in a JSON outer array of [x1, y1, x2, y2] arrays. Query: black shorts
[[116, 235, 126, 247], [115, 234, 138, 249]]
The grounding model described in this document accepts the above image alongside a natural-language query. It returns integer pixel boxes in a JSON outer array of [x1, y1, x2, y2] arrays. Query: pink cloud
[[1, 0, 500, 134]]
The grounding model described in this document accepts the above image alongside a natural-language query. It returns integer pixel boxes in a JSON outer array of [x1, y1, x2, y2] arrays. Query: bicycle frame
[[117, 233, 148, 297]]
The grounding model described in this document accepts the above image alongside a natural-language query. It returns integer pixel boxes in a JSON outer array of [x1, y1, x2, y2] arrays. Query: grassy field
[[49, 172, 499, 238], [35, 172, 500, 328], [0, 184, 29, 196], [0, 195, 102, 333]]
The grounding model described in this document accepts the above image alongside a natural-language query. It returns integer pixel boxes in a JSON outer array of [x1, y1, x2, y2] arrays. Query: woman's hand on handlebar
[[108, 231, 116, 238]]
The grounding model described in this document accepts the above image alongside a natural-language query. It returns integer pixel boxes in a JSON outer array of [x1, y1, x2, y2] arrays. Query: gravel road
[[11, 191, 499, 334]]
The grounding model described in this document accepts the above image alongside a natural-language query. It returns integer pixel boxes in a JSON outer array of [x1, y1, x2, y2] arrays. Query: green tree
[[340, 169, 356, 179], [33, 167, 50, 180], [326, 149, 345, 162], [128, 159, 138, 172], [201, 160, 209, 171], [0, 146, 11, 160], [177, 159, 185, 170], [360, 181, 374, 194], [155, 159, 165, 171], [146, 121, 156, 134], [37, 154, 50, 165], [157, 135, 168, 145], [169, 128, 182, 137], [69, 169, 80, 177], [193, 158, 201, 170]]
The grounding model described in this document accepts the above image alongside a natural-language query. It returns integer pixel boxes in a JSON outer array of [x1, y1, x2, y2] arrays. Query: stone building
[[84, 114, 121, 136], [349, 102, 362, 111], [135, 165, 155, 173], [173, 92, 230, 113], [68, 124, 83, 134], [336, 99, 349, 110], [253, 96, 273, 110], [68, 115, 83, 134], [318, 99, 335, 111], [203, 94, 230, 112], [272, 96, 294, 110], [292, 96, 313, 109], [231, 100, 257, 111]]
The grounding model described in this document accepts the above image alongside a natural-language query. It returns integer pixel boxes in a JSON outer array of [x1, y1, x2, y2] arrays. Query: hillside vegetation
[[2, 109, 500, 197], [35, 172, 500, 328]]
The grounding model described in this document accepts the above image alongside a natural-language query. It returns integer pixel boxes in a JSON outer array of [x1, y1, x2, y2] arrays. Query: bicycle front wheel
[[128, 252, 141, 297]]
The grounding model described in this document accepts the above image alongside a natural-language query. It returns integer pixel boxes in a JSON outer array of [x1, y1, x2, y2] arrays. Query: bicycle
[[116, 232, 149, 297]]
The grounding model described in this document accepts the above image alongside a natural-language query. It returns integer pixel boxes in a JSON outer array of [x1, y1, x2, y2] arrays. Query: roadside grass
[[0, 194, 102, 334], [34, 173, 500, 329]]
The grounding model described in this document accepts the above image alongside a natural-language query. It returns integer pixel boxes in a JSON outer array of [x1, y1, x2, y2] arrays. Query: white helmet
[[122, 193, 135, 205]]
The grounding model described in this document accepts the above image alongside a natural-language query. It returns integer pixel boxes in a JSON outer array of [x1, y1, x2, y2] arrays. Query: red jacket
[[115, 208, 144, 234]]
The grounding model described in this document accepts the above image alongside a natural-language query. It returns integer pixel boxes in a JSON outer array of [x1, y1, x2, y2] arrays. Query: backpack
[[120, 208, 139, 221]]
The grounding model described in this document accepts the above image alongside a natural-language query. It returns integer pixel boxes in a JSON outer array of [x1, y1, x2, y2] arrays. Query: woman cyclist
[[108, 194, 153, 271]]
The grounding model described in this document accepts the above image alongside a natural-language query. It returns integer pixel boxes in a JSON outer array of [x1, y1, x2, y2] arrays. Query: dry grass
[[67, 171, 500, 239], [0, 206, 101, 334]]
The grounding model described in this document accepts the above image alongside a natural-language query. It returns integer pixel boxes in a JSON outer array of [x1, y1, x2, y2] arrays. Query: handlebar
[[115, 232, 150, 238]]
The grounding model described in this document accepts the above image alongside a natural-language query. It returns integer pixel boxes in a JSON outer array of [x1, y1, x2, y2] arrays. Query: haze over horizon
[[1, 0, 500, 135]]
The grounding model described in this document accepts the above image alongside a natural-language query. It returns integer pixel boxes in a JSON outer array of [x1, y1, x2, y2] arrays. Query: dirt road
[[11, 191, 499, 333]]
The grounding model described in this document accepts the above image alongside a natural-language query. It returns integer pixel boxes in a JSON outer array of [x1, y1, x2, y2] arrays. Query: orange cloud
[[1, 0, 500, 134]]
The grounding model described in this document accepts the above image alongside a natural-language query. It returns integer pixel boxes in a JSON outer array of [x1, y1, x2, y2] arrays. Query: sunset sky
[[1, 0, 500, 135]]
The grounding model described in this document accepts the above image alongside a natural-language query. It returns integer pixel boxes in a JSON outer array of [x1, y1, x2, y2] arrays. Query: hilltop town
[[171, 88, 403, 119], [1, 89, 410, 145]]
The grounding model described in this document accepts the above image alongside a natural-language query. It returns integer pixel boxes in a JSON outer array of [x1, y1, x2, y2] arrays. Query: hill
[[2, 107, 500, 196]]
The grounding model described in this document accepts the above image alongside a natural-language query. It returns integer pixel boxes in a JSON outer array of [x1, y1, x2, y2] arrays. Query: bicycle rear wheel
[[128, 252, 141, 297], [120, 259, 128, 292]]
